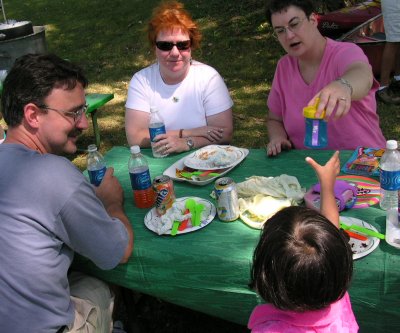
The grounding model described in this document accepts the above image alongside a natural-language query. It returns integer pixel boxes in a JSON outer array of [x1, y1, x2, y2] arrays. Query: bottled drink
[[148, 106, 168, 158], [379, 140, 400, 210], [128, 145, 155, 208], [87, 144, 106, 186], [303, 98, 328, 149], [386, 207, 400, 249]]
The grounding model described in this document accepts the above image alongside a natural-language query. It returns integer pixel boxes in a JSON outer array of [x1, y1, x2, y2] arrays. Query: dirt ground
[[114, 288, 250, 333]]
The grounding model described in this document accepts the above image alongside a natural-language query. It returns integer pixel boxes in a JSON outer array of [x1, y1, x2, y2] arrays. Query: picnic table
[[72, 147, 400, 332]]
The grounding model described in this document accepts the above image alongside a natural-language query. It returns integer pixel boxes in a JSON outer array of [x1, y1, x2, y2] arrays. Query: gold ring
[[339, 97, 346, 101]]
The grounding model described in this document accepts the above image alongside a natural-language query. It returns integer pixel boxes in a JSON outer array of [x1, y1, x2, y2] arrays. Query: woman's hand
[[308, 80, 352, 120], [265, 137, 292, 156], [152, 133, 190, 154], [203, 126, 224, 142]]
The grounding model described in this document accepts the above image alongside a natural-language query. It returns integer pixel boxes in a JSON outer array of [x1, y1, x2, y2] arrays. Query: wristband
[[179, 129, 183, 138], [336, 77, 353, 96]]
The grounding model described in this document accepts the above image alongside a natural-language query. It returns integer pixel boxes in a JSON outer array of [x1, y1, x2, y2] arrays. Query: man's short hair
[[1, 53, 88, 127]]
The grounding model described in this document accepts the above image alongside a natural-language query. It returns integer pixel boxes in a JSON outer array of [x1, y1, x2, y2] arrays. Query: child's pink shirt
[[267, 38, 386, 150], [248, 292, 359, 333]]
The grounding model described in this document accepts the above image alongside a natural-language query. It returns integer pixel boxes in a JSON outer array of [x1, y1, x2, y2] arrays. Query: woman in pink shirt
[[265, 0, 385, 156], [248, 151, 359, 332]]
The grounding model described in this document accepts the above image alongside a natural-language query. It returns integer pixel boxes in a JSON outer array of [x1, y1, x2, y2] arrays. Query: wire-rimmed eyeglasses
[[273, 17, 306, 37], [38, 104, 88, 122]]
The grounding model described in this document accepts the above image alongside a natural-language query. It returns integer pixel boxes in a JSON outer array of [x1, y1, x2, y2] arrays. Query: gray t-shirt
[[0, 144, 129, 332]]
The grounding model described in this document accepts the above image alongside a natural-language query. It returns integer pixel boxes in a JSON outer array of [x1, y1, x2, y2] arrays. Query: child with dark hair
[[248, 151, 359, 332]]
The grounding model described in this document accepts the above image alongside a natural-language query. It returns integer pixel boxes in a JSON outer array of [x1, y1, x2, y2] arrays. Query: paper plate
[[341, 216, 380, 260], [144, 197, 216, 235], [337, 175, 380, 208], [183, 145, 244, 170], [163, 148, 249, 186]]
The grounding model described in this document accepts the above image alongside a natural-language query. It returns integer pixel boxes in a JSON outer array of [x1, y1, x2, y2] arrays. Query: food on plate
[[239, 195, 292, 229], [197, 146, 237, 167], [151, 200, 193, 235]]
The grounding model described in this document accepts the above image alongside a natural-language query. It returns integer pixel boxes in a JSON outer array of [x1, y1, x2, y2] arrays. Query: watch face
[[187, 139, 194, 148]]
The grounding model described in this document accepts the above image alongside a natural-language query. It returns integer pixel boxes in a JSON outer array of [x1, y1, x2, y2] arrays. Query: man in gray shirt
[[0, 54, 133, 333]]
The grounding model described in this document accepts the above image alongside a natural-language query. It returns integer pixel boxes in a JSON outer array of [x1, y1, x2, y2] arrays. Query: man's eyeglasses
[[155, 40, 191, 51], [273, 17, 306, 37], [38, 104, 88, 122]]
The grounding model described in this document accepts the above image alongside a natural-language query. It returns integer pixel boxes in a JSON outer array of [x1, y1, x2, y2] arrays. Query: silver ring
[[165, 144, 168, 150], [339, 97, 346, 101], [207, 130, 211, 134]]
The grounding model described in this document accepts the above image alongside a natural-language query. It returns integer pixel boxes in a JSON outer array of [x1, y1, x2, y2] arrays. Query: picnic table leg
[[90, 109, 100, 147]]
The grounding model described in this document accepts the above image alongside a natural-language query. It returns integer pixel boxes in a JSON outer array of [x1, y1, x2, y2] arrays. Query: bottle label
[[88, 166, 106, 186], [380, 170, 400, 190], [130, 169, 151, 190], [149, 125, 166, 142]]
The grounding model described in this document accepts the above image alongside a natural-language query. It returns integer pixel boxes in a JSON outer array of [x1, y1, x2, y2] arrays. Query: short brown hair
[[147, 1, 202, 50]]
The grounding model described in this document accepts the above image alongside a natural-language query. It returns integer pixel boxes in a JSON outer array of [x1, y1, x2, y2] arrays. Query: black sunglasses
[[155, 40, 191, 51]]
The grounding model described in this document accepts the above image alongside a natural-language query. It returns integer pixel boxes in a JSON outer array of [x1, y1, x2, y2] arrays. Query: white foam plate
[[183, 145, 245, 170], [163, 147, 249, 186], [144, 197, 216, 235], [341, 216, 380, 260]]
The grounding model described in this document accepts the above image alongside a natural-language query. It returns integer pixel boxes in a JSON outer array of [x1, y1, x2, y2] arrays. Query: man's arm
[[95, 168, 133, 263]]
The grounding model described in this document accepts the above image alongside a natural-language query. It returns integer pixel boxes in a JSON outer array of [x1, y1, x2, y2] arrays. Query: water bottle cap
[[87, 144, 98, 152], [386, 140, 398, 150], [303, 98, 325, 119], [130, 145, 141, 154]]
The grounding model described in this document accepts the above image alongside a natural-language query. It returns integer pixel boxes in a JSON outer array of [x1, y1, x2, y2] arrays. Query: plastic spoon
[[194, 203, 205, 227], [340, 221, 385, 239], [185, 198, 196, 226]]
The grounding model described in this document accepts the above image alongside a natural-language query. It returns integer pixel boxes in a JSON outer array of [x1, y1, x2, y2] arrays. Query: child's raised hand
[[305, 151, 340, 190], [305, 151, 340, 227]]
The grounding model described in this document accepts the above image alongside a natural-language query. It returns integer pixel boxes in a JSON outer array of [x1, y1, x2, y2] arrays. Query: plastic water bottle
[[87, 144, 106, 186], [303, 98, 328, 149], [379, 140, 400, 210], [128, 145, 155, 208], [149, 106, 168, 158], [386, 207, 400, 249]]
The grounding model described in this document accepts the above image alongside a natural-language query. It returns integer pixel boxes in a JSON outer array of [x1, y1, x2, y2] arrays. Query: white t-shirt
[[125, 60, 233, 130]]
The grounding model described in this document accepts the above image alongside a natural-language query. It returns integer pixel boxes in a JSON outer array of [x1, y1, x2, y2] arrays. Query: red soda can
[[152, 175, 176, 216]]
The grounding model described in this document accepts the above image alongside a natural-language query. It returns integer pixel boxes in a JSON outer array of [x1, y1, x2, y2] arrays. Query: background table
[[72, 147, 400, 332]]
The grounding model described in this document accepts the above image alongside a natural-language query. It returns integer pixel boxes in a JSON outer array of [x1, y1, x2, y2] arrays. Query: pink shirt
[[248, 292, 359, 333], [268, 38, 386, 150]]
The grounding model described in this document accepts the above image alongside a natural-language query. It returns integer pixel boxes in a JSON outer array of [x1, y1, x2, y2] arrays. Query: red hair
[[148, 1, 202, 50]]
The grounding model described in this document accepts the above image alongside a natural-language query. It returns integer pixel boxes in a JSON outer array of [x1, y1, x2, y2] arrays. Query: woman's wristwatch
[[186, 137, 194, 150]]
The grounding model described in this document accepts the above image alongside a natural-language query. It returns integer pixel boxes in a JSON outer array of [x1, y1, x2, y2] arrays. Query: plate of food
[[183, 145, 245, 170], [340, 216, 381, 260], [144, 197, 216, 235], [163, 146, 249, 186]]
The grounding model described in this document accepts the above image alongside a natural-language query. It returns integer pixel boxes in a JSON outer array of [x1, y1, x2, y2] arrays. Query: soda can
[[214, 177, 240, 222], [152, 175, 176, 216]]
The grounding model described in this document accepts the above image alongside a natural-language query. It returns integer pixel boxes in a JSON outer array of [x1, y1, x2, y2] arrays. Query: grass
[[2, 0, 399, 171]]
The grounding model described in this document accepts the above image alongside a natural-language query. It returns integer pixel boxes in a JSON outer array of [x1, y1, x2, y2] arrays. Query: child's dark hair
[[249, 206, 353, 312], [265, 0, 315, 24]]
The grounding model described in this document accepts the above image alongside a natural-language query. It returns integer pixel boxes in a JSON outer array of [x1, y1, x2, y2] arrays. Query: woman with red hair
[[125, 1, 233, 155]]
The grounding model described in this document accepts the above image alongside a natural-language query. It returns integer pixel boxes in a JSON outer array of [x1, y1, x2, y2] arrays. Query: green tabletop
[[72, 147, 399, 331]]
